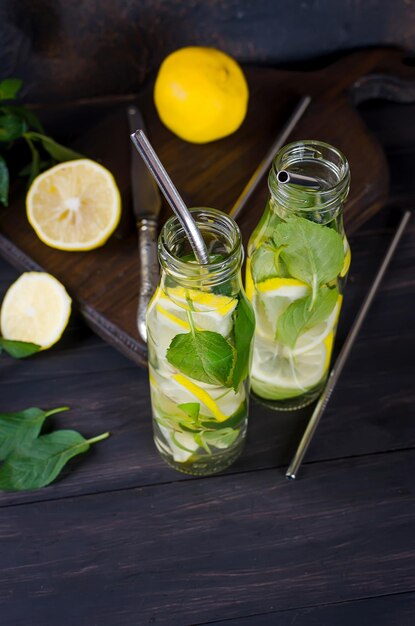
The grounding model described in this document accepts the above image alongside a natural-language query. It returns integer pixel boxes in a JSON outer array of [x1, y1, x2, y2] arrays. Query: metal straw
[[277, 170, 321, 189], [230, 95, 312, 219], [130, 130, 209, 265], [286, 209, 411, 480]]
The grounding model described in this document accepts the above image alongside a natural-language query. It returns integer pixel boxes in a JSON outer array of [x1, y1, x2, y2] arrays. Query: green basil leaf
[[167, 330, 235, 387], [178, 402, 200, 420], [25, 131, 82, 161], [0, 78, 23, 101], [277, 286, 339, 348], [0, 430, 109, 492], [0, 114, 27, 142], [0, 406, 69, 461], [273, 216, 344, 304], [0, 154, 9, 206], [232, 296, 255, 391], [0, 338, 41, 359]]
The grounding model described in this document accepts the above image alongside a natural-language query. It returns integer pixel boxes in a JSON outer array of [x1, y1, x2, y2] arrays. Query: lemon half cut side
[[26, 159, 121, 251], [0, 272, 72, 349]]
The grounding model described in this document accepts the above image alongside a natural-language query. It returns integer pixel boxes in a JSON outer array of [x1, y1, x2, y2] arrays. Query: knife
[[127, 105, 162, 343]]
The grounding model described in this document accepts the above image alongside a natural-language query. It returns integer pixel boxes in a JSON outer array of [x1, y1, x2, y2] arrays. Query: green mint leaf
[[167, 330, 235, 387], [0, 429, 109, 492], [273, 216, 344, 304], [25, 132, 83, 161], [0, 406, 69, 461], [0, 79, 23, 101], [178, 402, 200, 420], [3, 105, 44, 132], [0, 338, 41, 359], [277, 286, 339, 349], [0, 114, 27, 142], [203, 428, 239, 449], [232, 297, 255, 391], [0, 154, 9, 206], [251, 245, 279, 283]]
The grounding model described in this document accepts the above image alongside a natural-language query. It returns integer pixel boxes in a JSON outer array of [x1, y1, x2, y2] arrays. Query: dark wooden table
[[0, 99, 414, 626]]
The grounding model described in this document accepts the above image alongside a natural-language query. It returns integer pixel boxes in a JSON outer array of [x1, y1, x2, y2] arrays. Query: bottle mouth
[[269, 140, 350, 218], [159, 208, 243, 287]]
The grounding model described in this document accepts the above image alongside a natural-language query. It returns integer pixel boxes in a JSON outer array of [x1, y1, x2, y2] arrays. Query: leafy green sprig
[[0, 406, 109, 491], [0, 78, 82, 206], [251, 215, 346, 348]]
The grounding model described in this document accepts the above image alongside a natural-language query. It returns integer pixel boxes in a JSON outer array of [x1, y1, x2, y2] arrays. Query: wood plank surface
[[0, 205, 413, 508], [1, 451, 414, 625], [209, 592, 415, 625], [0, 73, 415, 626]]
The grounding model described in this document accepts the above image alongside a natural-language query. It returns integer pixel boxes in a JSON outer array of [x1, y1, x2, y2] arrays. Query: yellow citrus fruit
[[154, 47, 249, 143], [0, 272, 71, 349], [26, 159, 121, 251]]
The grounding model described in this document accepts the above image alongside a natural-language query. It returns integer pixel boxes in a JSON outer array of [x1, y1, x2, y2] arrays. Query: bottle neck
[[268, 140, 350, 224], [158, 208, 243, 289]]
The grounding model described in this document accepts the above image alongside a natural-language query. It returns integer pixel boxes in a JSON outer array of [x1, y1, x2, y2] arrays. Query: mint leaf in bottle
[[167, 330, 235, 387], [273, 216, 344, 304], [277, 286, 339, 349]]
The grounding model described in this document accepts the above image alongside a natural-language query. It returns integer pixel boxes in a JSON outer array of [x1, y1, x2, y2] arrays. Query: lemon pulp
[[0, 272, 71, 348], [26, 159, 121, 251]]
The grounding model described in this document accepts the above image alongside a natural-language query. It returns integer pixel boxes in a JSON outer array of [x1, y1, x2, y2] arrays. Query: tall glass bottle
[[147, 208, 255, 475], [246, 140, 351, 410]]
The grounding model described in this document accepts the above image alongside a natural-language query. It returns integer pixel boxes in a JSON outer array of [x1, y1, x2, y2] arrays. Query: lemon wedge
[[26, 159, 121, 251], [0, 272, 71, 348]]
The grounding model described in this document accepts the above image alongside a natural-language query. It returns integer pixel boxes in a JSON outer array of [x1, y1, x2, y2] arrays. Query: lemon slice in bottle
[[0, 272, 71, 349], [251, 332, 332, 400], [290, 294, 343, 356], [26, 159, 121, 251], [254, 277, 310, 336], [159, 287, 237, 337]]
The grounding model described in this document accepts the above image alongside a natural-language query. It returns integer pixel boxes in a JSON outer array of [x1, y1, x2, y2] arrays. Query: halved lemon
[[26, 159, 121, 251], [0, 272, 71, 348]]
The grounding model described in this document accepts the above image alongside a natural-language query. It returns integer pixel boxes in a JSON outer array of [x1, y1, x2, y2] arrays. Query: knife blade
[[127, 105, 162, 343]]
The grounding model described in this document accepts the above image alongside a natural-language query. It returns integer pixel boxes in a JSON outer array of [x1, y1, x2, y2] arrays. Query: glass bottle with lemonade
[[147, 208, 255, 475], [246, 140, 351, 410]]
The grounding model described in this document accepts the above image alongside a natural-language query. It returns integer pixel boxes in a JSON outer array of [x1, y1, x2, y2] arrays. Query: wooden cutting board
[[0, 48, 413, 367]]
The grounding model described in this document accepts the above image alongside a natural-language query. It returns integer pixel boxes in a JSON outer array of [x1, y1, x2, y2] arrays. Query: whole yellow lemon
[[154, 47, 249, 144]]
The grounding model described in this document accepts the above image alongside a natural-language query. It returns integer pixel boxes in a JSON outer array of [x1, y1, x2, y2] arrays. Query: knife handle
[[137, 217, 159, 343]]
